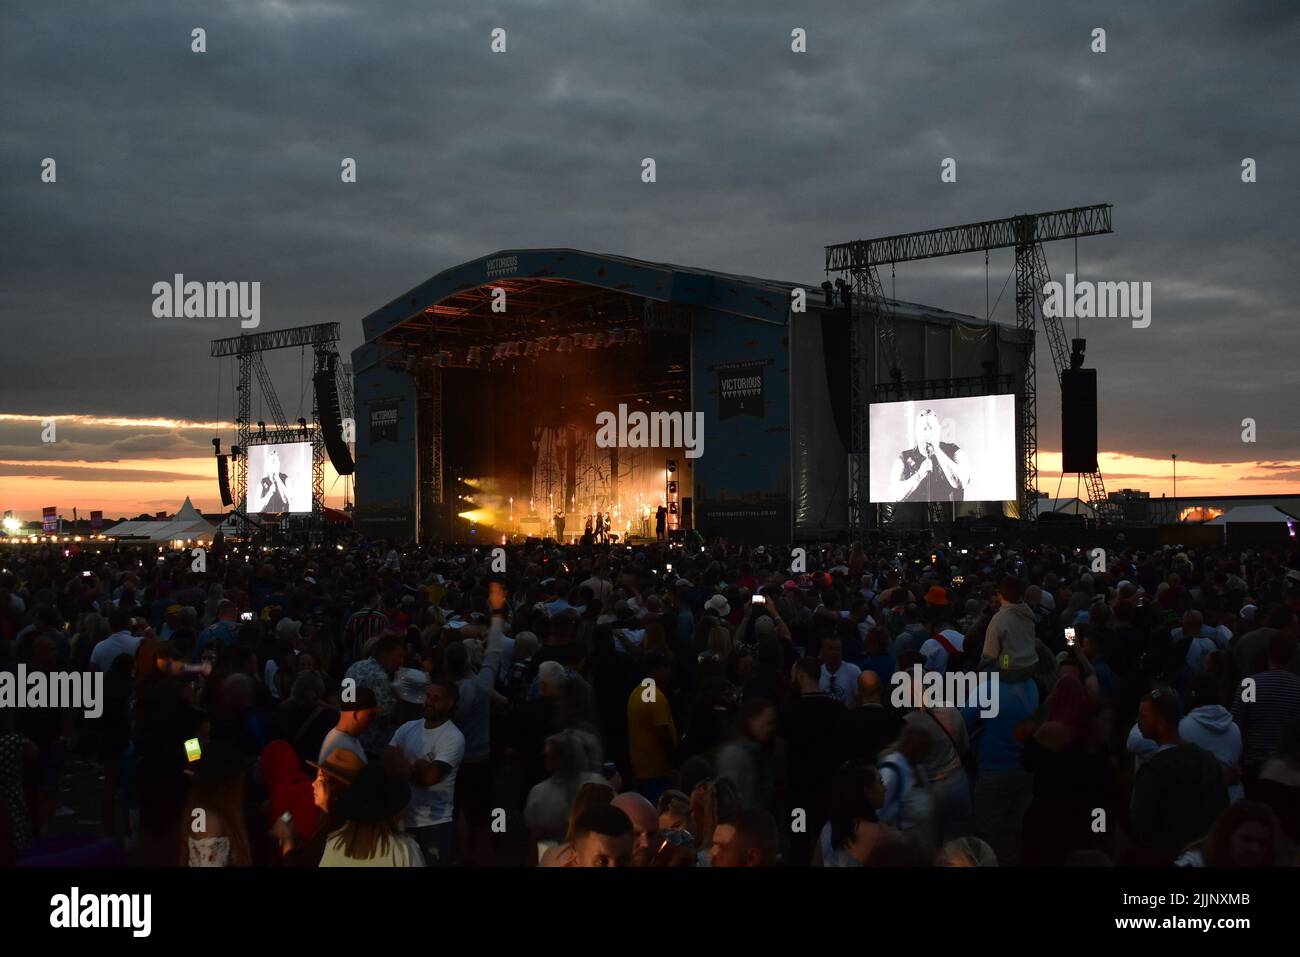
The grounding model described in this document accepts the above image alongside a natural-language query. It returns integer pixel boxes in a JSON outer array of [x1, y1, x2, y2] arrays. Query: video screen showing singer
[[887, 408, 972, 503], [250, 447, 293, 513]]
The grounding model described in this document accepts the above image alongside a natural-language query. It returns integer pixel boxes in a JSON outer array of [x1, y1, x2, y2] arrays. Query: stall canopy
[[1207, 505, 1298, 525], [1031, 497, 1098, 520], [104, 498, 218, 542]]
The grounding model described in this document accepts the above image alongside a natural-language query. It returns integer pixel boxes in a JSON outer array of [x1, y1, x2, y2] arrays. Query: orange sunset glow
[[0, 413, 348, 521], [0, 415, 1294, 522]]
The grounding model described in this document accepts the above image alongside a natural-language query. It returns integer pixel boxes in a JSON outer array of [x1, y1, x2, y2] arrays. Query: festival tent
[[1030, 497, 1098, 520], [103, 497, 218, 543], [1206, 505, 1298, 525]]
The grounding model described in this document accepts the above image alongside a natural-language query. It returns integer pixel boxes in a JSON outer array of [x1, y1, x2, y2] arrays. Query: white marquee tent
[[1207, 505, 1298, 525], [103, 497, 218, 543]]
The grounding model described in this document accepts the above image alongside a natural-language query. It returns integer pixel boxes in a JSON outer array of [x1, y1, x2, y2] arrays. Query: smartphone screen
[[751, 594, 765, 605], [1064, 627, 1076, 647], [184, 737, 202, 762]]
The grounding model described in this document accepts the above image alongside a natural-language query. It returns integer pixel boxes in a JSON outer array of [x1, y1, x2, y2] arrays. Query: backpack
[[879, 759, 935, 840]]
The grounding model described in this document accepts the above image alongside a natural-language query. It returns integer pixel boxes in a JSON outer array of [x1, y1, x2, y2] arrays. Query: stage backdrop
[[691, 307, 791, 542]]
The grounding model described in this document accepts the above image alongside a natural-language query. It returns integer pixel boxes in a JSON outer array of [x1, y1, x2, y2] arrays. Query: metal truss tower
[[210, 322, 344, 540], [827, 205, 1114, 535]]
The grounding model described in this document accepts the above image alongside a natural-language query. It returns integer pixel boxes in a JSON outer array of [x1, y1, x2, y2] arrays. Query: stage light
[[666, 460, 678, 474], [2, 516, 20, 534]]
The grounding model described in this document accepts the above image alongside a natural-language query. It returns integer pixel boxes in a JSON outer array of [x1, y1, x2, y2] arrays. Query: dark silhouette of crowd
[[1, 533, 1298, 868]]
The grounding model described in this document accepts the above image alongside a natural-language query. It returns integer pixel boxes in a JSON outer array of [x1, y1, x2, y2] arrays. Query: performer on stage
[[554, 510, 565, 542], [594, 511, 605, 544], [655, 505, 667, 543]]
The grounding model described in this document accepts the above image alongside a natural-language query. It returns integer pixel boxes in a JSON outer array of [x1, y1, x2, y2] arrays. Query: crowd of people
[[1, 531, 1299, 868]]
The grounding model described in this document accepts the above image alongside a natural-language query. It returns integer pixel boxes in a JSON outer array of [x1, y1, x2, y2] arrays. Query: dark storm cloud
[[0, 420, 215, 462], [1, 0, 1296, 469]]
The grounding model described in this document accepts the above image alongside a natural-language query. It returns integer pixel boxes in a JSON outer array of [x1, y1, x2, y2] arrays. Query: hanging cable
[[985, 250, 990, 322], [1074, 237, 1080, 340], [989, 264, 1014, 318], [891, 263, 896, 301]]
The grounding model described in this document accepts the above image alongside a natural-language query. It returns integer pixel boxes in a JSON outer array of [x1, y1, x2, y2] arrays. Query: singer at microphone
[[888, 409, 972, 503]]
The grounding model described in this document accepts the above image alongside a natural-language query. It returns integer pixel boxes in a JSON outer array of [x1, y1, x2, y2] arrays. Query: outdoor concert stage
[[349, 249, 1032, 544]]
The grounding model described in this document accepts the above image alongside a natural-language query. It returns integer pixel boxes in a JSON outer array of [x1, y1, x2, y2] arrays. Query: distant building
[[1108, 488, 1150, 501]]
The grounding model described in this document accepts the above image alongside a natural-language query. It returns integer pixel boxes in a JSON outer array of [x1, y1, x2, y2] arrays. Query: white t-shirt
[[820, 662, 862, 707], [90, 630, 143, 672], [319, 728, 368, 766], [388, 718, 466, 827]]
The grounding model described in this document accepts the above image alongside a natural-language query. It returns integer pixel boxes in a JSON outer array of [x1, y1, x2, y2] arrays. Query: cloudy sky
[[1, 0, 1297, 519]]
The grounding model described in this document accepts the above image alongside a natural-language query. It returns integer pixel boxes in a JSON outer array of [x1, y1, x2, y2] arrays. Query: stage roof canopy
[[360, 247, 990, 349]]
